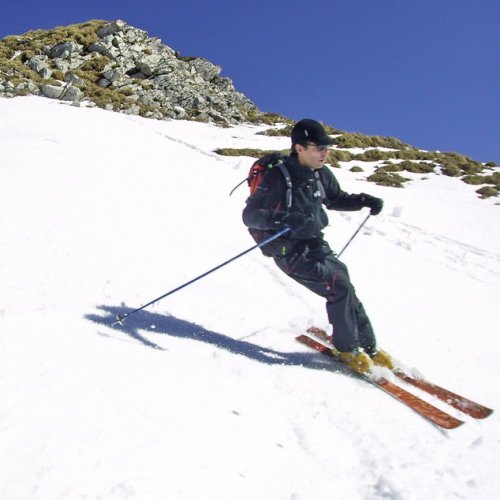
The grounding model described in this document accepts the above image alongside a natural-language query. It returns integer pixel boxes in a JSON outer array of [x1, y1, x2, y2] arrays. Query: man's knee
[[326, 269, 352, 300]]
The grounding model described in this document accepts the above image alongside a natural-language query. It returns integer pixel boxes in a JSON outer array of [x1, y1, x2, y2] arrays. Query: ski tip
[[445, 417, 467, 430], [475, 406, 494, 419]]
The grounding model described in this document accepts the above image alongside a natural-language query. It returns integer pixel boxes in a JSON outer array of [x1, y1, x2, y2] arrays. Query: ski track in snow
[[358, 215, 500, 283]]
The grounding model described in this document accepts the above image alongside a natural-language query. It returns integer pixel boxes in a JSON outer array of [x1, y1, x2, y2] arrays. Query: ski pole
[[112, 226, 290, 326], [338, 213, 371, 257]]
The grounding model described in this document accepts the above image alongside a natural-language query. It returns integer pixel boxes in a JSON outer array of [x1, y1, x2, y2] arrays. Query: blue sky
[[2, 0, 499, 163]]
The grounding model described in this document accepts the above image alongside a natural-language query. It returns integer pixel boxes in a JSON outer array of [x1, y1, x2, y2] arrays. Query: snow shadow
[[85, 305, 332, 371]]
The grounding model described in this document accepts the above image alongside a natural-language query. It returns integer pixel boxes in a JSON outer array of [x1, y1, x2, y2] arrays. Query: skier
[[242, 119, 393, 374]]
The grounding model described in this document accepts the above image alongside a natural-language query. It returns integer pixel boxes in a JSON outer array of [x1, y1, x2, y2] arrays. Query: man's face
[[295, 143, 330, 170]]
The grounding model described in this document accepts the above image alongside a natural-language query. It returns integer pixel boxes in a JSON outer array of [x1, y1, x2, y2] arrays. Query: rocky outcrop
[[0, 19, 263, 124]]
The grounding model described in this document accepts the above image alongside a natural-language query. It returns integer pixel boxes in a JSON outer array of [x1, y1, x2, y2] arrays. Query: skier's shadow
[[85, 305, 333, 371]]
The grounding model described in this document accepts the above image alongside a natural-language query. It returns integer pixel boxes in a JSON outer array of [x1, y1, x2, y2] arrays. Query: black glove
[[279, 212, 309, 229], [359, 193, 383, 216], [274, 211, 315, 237]]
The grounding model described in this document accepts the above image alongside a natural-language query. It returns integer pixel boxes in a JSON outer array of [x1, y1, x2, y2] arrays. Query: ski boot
[[339, 350, 374, 375], [370, 349, 394, 370]]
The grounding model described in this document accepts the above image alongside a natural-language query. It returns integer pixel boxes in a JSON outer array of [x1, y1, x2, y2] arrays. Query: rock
[[61, 85, 83, 102], [1, 19, 263, 124], [48, 42, 83, 59], [15, 81, 39, 95], [27, 55, 50, 73], [102, 68, 126, 83], [123, 104, 141, 115], [53, 59, 70, 73], [98, 78, 110, 87], [96, 19, 127, 38], [65, 72, 84, 86], [174, 106, 187, 117], [39, 68, 53, 79], [135, 55, 163, 76], [189, 58, 221, 82], [41, 83, 83, 102], [41, 84, 65, 99]]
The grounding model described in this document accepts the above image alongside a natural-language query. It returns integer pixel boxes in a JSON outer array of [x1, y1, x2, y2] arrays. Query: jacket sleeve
[[320, 168, 366, 211], [242, 169, 287, 230]]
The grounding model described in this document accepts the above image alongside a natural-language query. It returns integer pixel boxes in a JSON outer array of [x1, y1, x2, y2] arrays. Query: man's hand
[[274, 211, 315, 236], [278, 212, 309, 229], [360, 193, 383, 216]]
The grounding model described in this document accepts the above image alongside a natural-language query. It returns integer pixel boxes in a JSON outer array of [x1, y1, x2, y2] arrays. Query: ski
[[297, 334, 465, 430], [307, 326, 493, 420]]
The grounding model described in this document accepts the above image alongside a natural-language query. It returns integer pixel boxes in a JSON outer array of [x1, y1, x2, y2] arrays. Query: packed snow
[[1, 96, 499, 500]]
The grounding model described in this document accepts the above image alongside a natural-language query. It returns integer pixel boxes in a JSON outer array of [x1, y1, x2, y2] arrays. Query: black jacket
[[242, 154, 366, 255]]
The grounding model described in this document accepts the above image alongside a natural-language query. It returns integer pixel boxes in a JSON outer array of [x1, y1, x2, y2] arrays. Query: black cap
[[291, 119, 335, 146]]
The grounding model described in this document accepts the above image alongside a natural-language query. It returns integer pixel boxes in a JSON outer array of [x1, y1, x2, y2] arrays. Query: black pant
[[274, 239, 376, 353]]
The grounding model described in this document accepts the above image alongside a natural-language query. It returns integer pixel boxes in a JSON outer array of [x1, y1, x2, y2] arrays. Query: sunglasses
[[306, 143, 331, 152]]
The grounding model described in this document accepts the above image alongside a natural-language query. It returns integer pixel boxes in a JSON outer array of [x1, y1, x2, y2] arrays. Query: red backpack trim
[[247, 154, 293, 210]]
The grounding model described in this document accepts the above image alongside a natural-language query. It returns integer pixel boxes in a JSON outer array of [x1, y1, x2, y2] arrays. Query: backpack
[[230, 153, 295, 257], [230, 152, 293, 210]]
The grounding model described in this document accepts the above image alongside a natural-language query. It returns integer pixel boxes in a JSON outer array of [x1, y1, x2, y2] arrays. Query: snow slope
[[1, 96, 499, 500]]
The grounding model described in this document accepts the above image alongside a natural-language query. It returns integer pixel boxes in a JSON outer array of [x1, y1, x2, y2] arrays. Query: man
[[242, 119, 393, 374]]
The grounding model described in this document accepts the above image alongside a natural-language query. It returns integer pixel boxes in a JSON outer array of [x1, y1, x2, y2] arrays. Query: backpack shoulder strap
[[275, 160, 292, 210]]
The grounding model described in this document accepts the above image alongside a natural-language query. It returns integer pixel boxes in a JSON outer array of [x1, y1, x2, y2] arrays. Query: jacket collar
[[286, 155, 320, 184]]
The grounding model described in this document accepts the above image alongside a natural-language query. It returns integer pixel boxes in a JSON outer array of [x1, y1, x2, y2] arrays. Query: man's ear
[[295, 143, 305, 154]]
